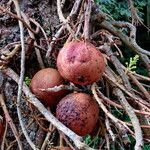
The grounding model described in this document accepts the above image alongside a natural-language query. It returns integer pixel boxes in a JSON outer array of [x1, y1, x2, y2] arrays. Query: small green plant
[[84, 135, 101, 149], [84, 135, 92, 145], [125, 55, 139, 73], [111, 106, 131, 122], [24, 76, 31, 86], [143, 144, 150, 150]]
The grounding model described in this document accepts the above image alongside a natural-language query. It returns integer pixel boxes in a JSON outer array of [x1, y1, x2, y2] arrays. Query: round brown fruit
[[57, 40, 105, 85], [56, 93, 99, 136], [30, 68, 67, 107]]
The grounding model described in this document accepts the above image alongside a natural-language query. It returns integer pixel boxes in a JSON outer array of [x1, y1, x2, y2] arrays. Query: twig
[[99, 43, 132, 92], [75, 0, 85, 37], [128, 0, 150, 31], [0, 94, 23, 150], [46, 26, 64, 59], [40, 84, 82, 92], [60, 133, 76, 150], [1, 44, 20, 61], [134, 74, 150, 81], [105, 133, 110, 150], [59, 134, 64, 148], [98, 30, 123, 57], [103, 21, 150, 74], [141, 83, 150, 89], [5, 117, 36, 150], [75, 14, 84, 37], [0, 42, 20, 54], [128, 73, 150, 100], [112, 21, 136, 39], [61, 0, 66, 8], [21, 13, 45, 69], [93, 83, 144, 149], [105, 117, 115, 141], [29, 18, 51, 51], [111, 21, 150, 57], [0, 44, 20, 68], [99, 41, 150, 138], [83, 0, 91, 40], [13, 0, 38, 149], [97, 90, 150, 116], [112, 20, 150, 51], [104, 68, 150, 108], [41, 124, 54, 150], [120, 65, 150, 81]]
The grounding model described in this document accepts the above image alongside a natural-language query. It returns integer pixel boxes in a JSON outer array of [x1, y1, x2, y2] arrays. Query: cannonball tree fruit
[[56, 92, 99, 136], [57, 40, 105, 85], [30, 68, 67, 107]]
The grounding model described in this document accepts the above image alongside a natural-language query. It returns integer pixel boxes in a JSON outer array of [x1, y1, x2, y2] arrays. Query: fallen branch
[[13, 0, 38, 149]]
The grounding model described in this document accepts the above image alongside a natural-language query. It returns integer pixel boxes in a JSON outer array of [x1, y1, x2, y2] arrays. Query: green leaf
[[143, 144, 150, 150], [125, 55, 139, 72], [25, 77, 31, 86]]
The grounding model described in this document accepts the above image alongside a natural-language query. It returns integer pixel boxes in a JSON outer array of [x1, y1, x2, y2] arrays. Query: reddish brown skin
[[57, 41, 105, 85], [56, 93, 99, 136], [90, 120, 100, 137], [30, 68, 67, 107]]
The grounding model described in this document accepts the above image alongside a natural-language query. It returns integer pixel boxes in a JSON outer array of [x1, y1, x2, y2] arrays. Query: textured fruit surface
[[57, 41, 105, 85], [56, 93, 99, 136], [30, 68, 67, 107]]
